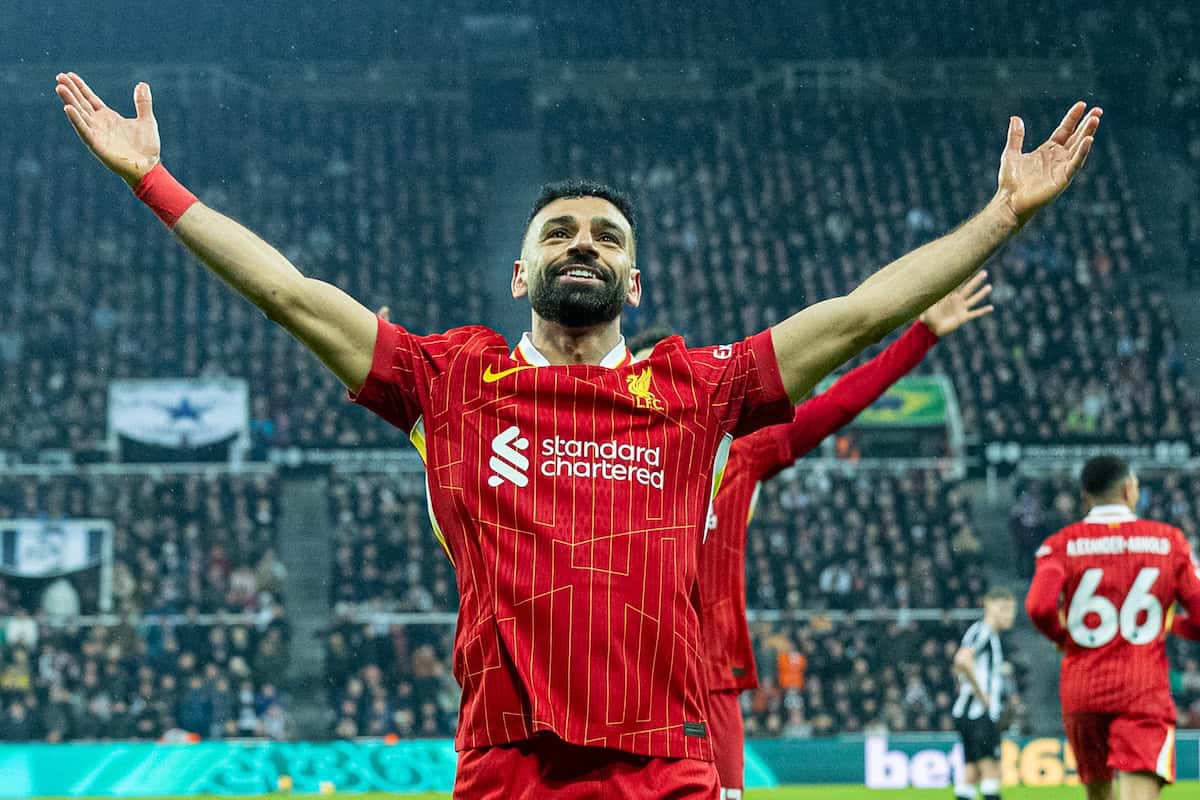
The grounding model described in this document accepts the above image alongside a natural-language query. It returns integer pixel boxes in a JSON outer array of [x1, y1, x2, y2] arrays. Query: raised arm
[[55, 73, 378, 392], [771, 102, 1101, 400], [773, 271, 992, 464]]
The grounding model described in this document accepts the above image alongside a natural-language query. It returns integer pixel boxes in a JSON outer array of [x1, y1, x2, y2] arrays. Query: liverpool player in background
[[56, 69, 1099, 798], [628, 273, 994, 799], [951, 587, 1016, 800], [1026, 456, 1200, 800]]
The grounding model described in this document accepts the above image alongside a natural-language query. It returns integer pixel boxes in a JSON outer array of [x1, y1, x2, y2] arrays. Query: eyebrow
[[590, 217, 626, 241], [540, 215, 577, 232], [540, 215, 628, 242]]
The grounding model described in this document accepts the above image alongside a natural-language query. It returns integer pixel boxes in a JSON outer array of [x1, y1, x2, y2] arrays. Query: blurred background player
[[629, 273, 995, 799], [951, 587, 1017, 800], [1026, 456, 1200, 800]]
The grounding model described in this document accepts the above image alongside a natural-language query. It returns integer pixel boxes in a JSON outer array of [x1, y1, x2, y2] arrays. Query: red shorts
[[454, 735, 719, 799], [1063, 711, 1176, 785], [708, 689, 745, 798]]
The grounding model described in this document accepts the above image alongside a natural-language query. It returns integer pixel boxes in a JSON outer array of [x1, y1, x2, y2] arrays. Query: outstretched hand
[[919, 270, 993, 337], [996, 101, 1102, 228], [55, 72, 160, 187]]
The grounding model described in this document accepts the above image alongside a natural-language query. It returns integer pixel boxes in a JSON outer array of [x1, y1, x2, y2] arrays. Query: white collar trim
[[1084, 504, 1138, 523], [516, 332, 628, 369]]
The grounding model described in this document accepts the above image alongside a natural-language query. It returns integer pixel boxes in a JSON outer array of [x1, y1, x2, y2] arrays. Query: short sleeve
[[685, 329, 793, 437], [960, 622, 985, 650], [1033, 533, 1066, 573], [348, 316, 474, 434]]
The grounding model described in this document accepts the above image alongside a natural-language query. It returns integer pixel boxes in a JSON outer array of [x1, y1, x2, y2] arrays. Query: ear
[[625, 267, 642, 308], [512, 260, 528, 299]]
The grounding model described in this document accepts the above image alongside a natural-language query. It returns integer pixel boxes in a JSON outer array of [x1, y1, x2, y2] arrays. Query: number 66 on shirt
[[1027, 500, 1200, 788]]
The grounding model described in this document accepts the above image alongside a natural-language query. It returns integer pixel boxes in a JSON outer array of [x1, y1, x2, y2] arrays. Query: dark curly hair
[[525, 179, 638, 242]]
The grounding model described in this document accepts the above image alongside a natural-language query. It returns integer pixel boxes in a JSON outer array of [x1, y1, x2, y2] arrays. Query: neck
[[1087, 498, 1132, 513], [528, 314, 623, 366]]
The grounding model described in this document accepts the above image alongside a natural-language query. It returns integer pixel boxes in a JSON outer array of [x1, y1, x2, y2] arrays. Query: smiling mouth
[[555, 263, 607, 282]]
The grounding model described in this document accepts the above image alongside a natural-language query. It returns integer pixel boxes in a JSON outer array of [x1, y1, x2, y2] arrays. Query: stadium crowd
[[0, 96, 485, 454], [0, 473, 289, 740], [742, 615, 1018, 737], [0, 473, 283, 615], [0, 615, 290, 742], [1, 78, 1188, 456], [543, 95, 1184, 447]]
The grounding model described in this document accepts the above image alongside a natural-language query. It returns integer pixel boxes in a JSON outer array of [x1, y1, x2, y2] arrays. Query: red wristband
[[133, 163, 199, 228]]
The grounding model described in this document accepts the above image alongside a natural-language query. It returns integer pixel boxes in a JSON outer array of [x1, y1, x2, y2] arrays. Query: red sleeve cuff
[[347, 314, 395, 406], [751, 328, 790, 409], [911, 320, 940, 346]]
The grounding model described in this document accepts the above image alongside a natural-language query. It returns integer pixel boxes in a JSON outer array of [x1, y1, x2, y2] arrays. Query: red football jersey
[[1026, 505, 1200, 716], [351, 318, 791, 758], [699, 322, 938, 691]]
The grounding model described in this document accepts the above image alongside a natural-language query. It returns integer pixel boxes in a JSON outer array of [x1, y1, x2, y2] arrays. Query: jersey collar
[[514, 332, 631, 369], [1083, 503, 1138, 523]]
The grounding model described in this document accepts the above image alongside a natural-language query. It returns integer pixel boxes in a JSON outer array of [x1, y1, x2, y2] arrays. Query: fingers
[[966, 282, 994, 310], [68, 72, 107, 111], [958, 269, 989, 295], [1005, 116, 1025, 155], [55, 74, 91, 117], [62, 105, 98, 148], [1068, 132, 1095, 174], [967, 304, 996, 320], [133, 82, 154, 121], [377, 306, 390, 321], [1065, 108, 1102, 151], [1049, 101, 1087, 146]]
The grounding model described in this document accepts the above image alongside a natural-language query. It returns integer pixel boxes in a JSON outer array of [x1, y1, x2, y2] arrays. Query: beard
[[529, 258, 626, 328]]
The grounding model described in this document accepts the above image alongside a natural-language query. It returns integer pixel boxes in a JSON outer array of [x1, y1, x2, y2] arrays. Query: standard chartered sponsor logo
[[487, 425, 530, 488], [540, 435, 665, 489]]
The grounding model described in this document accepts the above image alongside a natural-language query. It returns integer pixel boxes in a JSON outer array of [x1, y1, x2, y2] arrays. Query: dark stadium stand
[[323, 616, 457, 739], [0, 473, 282, 614], [752, 470, 986, 612], [542, 95, 1181, 446], [327, 476, 456, 610], [0, 97, 486, 452], [0, 616, 289, 742], [742, 616, 1012, 737], [0, 473, 287, 741]]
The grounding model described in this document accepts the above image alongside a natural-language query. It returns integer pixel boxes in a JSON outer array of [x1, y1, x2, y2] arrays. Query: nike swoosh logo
[[482, 364, 536, 383]]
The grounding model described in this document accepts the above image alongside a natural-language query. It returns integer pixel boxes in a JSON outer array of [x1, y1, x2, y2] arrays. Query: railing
[[0, 607, 978, 628], [2, 58, 1093, 106]]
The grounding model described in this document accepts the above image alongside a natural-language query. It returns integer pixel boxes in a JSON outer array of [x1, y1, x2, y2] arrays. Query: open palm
[[55, 72, 160, 187], [998, 101, 1102, 227], [920, 270, 994, 337]]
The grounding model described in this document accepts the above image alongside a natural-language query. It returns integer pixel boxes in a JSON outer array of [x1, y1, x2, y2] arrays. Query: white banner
[[0, 519, 111, 578], [108, 378, 248, 449]]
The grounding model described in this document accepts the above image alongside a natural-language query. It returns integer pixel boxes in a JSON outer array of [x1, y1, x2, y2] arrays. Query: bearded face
[[528, 252, 628, 327], [516, 195, 640, 328]]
